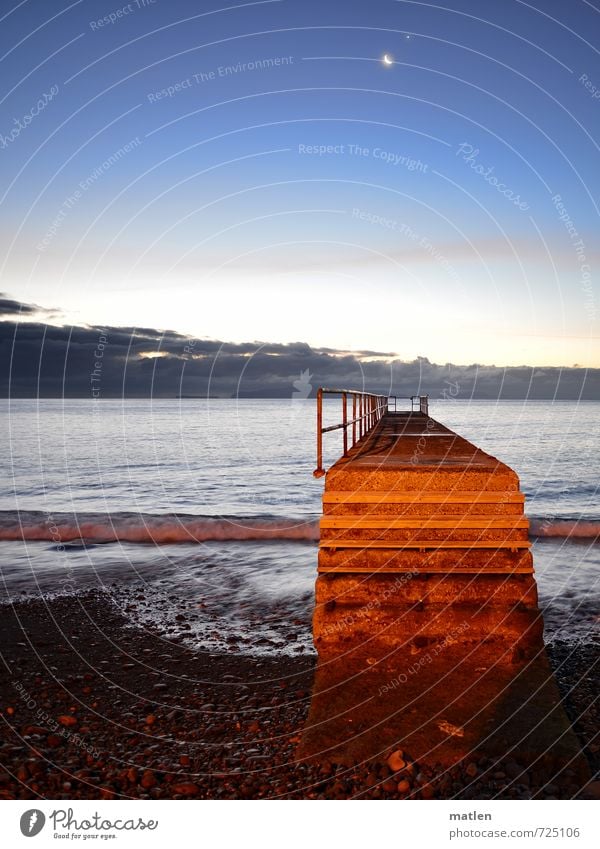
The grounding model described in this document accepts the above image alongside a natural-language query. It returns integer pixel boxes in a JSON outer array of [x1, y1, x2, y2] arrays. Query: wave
[[0, 511, 320, 545], [529, 518, 600, 540], [0, 512, 598, 545]]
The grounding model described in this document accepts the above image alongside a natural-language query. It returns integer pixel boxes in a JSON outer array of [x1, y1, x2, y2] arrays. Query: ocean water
[[0, 399, 598, 653]]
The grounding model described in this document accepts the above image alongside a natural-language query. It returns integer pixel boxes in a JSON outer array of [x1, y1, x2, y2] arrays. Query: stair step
[[323, 491, 524, 504], [320, 517, 529, 530], [319, 539, 531, 550], [318, 563, 533, 573], [318, 546, 533, 574]]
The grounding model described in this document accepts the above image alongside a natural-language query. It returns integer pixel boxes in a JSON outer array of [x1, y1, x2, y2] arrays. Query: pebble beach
[[1, 590, 597, 801]]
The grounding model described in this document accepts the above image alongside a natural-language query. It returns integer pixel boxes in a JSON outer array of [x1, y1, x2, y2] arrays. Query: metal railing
[[313, 388, 429, 477]]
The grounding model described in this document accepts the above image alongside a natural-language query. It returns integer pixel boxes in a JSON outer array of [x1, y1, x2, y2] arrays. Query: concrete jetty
[[299, 395, 589, 780]]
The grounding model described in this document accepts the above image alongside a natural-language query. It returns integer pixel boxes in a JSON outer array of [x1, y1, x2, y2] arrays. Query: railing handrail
[[319, 388, 416, 398], [313, 388, 429, 477]]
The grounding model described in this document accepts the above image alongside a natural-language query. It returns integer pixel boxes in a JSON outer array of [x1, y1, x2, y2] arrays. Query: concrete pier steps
[[298, 412, 589, 781], [319, 411, 531, 573]]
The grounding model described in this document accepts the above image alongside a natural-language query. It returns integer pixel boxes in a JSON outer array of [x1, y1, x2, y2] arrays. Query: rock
[[387, 750, 406, 772], [145, 715, 156, 726], [57, 715, 77, 727], [466, 762, 478, 778], [46, 735, 63, 748], [580, 781, 600, 799], [179, 755, 191, 767], [140, 770, 157, 789], [505, 760, 522, 780], [397, 779, 411, 794], [172, 782, 199, 796], [562, 783, 578, 798], [27, 760, 44, 777]]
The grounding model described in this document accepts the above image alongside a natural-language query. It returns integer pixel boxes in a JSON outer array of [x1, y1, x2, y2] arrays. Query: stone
[[172, 782, 199, 796], [140, 770, 157, 789], [386, 750, 406, 772], [57, 715, 77, 727], [581, 781, 600, 799], [397, 779, 411, 794], [505, 760, 522, 779], [466, 762, 478, 778]]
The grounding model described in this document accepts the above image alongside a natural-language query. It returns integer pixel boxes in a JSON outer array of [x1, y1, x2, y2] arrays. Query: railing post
[[359, 394, 363, 439], [342, 392, 348, 455], [352, 394, 356, 447], [313, 387, 325, 477]]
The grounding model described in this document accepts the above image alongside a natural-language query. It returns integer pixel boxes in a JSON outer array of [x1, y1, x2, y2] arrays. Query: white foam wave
[[0, 511, 319, 544], [0, 512, 598, 545], [529, 518, 600, 539]]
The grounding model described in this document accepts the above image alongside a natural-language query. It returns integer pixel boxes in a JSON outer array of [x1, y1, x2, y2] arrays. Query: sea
[[0, 399, 598, 655]]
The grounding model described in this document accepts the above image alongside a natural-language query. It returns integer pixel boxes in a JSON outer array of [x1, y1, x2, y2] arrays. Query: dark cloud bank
[[0, 296, 598, 400]]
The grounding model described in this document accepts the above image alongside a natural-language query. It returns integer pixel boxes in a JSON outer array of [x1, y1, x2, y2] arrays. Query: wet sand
[[0, 591, 597, 800]]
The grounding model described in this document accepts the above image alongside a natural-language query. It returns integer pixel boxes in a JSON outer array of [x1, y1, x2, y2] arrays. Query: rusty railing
[[313, 388, 429, 477]]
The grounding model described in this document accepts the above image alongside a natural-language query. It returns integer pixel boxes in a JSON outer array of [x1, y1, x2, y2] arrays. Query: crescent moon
[[382, 54, 393, 66]]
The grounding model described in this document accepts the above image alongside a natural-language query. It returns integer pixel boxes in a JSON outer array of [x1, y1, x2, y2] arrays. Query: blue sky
[[1, 0, 598, 366]]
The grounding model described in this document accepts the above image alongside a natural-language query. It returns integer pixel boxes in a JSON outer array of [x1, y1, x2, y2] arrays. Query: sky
[[2, 294, 599, 398], [1, 0, 599, 390]]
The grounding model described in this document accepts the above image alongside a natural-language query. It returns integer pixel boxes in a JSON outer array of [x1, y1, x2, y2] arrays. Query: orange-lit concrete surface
[[299, 412, 589, 779]]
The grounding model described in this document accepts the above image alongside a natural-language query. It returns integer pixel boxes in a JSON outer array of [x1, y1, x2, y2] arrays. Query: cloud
[[0, 293, 58, 319], [0, 298, 598, 399]]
